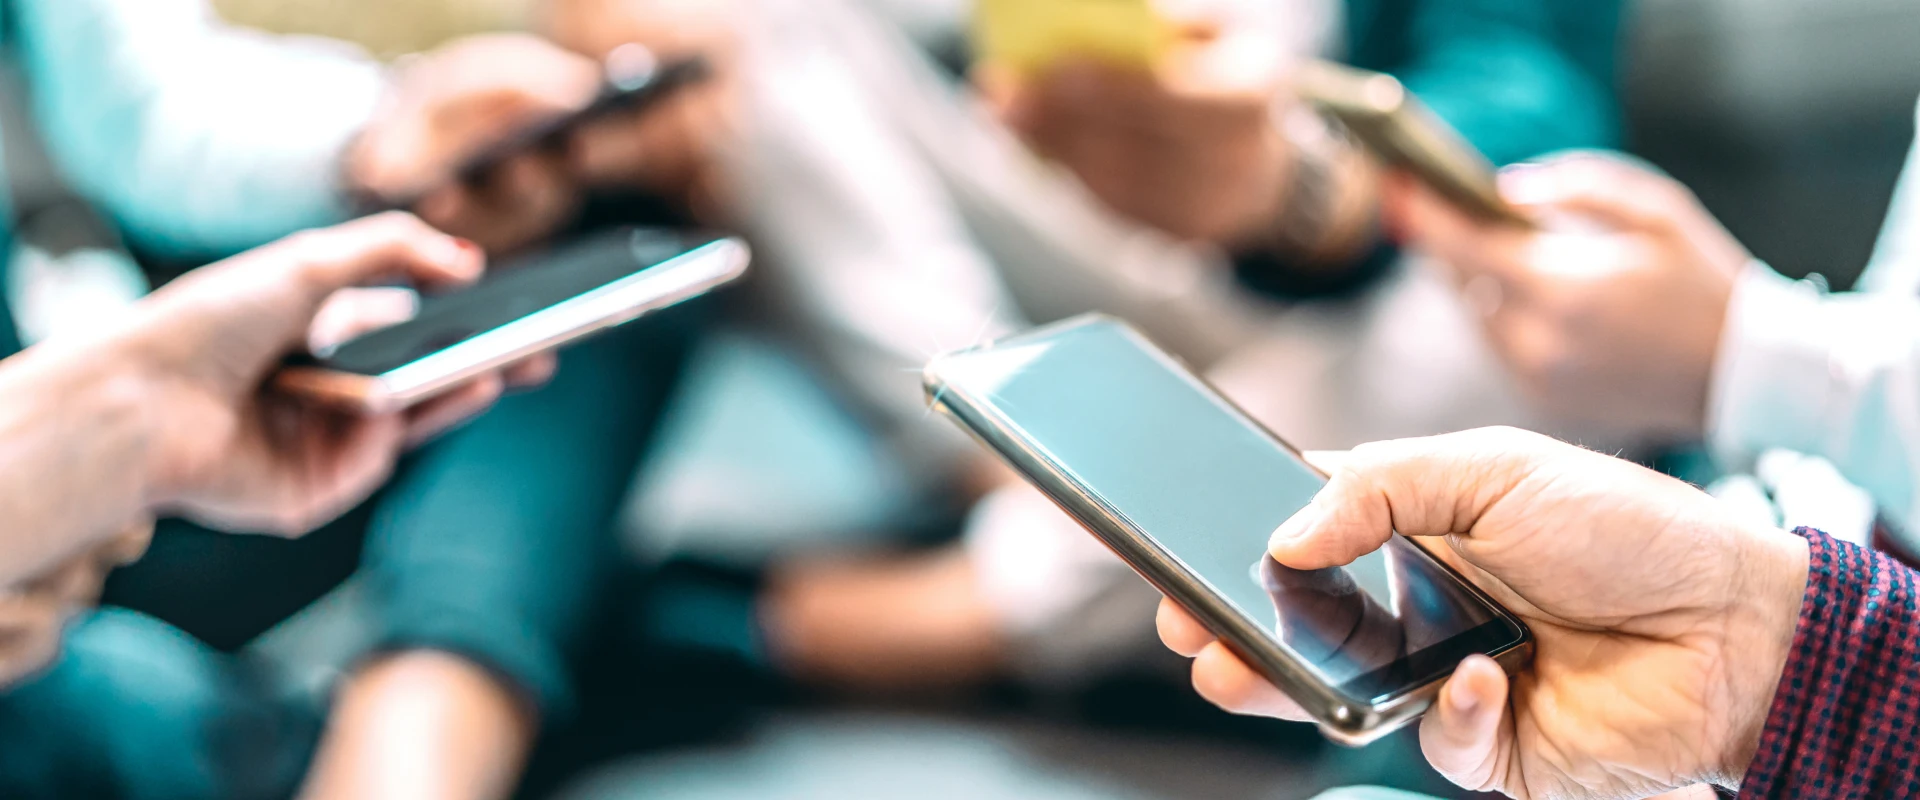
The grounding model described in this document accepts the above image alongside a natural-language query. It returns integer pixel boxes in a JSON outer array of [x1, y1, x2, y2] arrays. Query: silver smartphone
[[275, 227, 748, 413], [924, 314, 1531, 745], [1296, 61, 1532, 228]]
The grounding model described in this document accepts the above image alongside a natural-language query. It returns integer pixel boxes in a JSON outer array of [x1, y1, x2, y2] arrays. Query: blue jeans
[[0, 610, 319, 800]]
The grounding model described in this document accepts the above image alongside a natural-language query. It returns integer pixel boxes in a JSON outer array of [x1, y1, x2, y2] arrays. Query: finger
[[307, 287, 422, 352], [1418, 655, 1510, 792], [403, 374, 506, 447], [462, 154, 578, 251], [1156, 596, 1217, 657], [289, 212, 485, 299], [260, 405, 408, 538], [1268, 428, 1561, 569], [501, 353, 558, 390], [99, 520, 155, 567], [1299, 450, 1349, 477], [1190, 641, 1311, 721], [1499, 153, 1690, 234], [1396, 174, 1537, 292], [0, 591, 63, 682]]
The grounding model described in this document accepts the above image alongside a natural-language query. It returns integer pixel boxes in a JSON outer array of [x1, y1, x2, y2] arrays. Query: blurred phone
[[973, 0, 1169, 75], [276, 227, 747, 413], [1296, 61, 1533, 227], [382, 47, 712, 210], [924, 314, 1531, 746]]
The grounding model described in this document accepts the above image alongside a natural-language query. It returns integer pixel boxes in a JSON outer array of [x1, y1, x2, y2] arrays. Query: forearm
[[1739, 528, 1920, 796], [16, 0, 383, 259], [0, 343, 156, 588]]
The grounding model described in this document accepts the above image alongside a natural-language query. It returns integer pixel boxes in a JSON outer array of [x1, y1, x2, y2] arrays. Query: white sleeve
[[13, 0, 385, 259], [1709, 261, 1920, 530], [1860, 105, 1920, 295]]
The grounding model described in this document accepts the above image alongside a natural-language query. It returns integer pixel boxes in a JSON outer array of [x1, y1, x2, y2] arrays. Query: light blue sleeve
[[11, 0, 387, 259]]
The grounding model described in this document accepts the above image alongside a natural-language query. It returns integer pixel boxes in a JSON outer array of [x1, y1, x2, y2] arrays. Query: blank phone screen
[[936, 320, 1522, 697], [317, 229, 714, 376]]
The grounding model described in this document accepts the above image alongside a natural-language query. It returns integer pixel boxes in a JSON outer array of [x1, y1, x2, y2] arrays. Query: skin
[[0, 212, 550, 686], [982, 18, 1379, 264], [1390, 153, 1748, 442], [314, 12, 740, 798], [542, 0, 742, 223], [297, 652, 535, 800], [346, 34, 603, 254], [1156, 428, 1811, 798]]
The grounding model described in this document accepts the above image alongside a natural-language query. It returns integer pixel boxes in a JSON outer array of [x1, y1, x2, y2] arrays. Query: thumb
[[1267, 427, 1560, 569], [1300, 450, 1349, 476]]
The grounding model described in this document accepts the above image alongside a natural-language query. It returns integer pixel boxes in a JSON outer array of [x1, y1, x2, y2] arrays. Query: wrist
[[0, 334, 164, 539], [1242, 106, 1380, 266], [1715, 522, 1811, 787]]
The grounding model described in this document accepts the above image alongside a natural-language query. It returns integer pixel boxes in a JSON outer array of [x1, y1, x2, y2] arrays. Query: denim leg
[[358, 308, 700, 720], [0, 609, 320, 800]]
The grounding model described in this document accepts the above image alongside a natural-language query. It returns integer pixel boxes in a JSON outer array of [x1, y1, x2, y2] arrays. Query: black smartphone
[[924, 314, 1531, 745], [276, 227, 747, 412], [381, 47, 713, 210]]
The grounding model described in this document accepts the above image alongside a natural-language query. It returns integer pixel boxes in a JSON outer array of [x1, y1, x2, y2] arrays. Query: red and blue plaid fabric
[[1741, 528, 1920, 798]]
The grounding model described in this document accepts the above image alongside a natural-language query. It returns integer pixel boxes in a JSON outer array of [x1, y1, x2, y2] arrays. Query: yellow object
[[211, 0, 533, 60], [973, 0, 1169, 75]]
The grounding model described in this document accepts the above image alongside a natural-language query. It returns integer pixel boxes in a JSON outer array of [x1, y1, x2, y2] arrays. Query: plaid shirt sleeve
[[1740, 528, 1920, 798]]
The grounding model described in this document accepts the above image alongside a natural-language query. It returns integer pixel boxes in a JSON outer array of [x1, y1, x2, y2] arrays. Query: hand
[[0, 521, 151, 685], [1392, 153, 1750, 441], [114, 213, 554, 536], [983, 20, 1293, 245], [1155, 428, 1811, 797], [348, 34, 602, 252], [544, 0, 741, 222]]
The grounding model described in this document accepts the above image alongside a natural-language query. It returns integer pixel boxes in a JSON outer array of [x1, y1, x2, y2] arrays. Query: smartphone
[[1296, 61, 1532, 228], [973, 0, 1169, 75], [381, 47, 713, 211], [924, 314, 1531, 745], [275, 227, 748, 413]]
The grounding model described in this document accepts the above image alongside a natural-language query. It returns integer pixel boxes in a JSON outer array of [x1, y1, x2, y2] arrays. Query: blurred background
[[4, 0, 1918, 798]]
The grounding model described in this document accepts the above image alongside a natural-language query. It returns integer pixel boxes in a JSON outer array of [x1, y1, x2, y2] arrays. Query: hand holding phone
[[275, 227, 747, 413], [347, 36, 713, 252], [924, 315, 1531, 744], [1155, 426, 1812, 798]]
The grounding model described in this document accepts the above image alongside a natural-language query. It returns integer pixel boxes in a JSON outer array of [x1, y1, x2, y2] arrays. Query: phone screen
[[935, 321, 1524, 699], [315, 229, 717, 376]]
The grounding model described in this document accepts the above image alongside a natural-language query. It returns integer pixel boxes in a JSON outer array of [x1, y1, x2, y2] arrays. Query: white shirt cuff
[[1707, 262, 1833, 471]]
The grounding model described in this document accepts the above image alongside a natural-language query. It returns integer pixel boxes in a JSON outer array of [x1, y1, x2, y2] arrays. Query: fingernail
[[1268, 501, 1324, 555], [1497, 162, 1565, 206], [442, 237, 483, 274]]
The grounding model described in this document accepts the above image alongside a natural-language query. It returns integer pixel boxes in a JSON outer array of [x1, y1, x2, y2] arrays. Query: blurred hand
[[0, 521, 151, 684], [1156, 428, 1810, 797], [982, 23, 1292, 244], [349, 34, 602, 252], [116, 213, 554, 536], [544, 0, 742, 222], [1392, 153, 1750, 441]]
